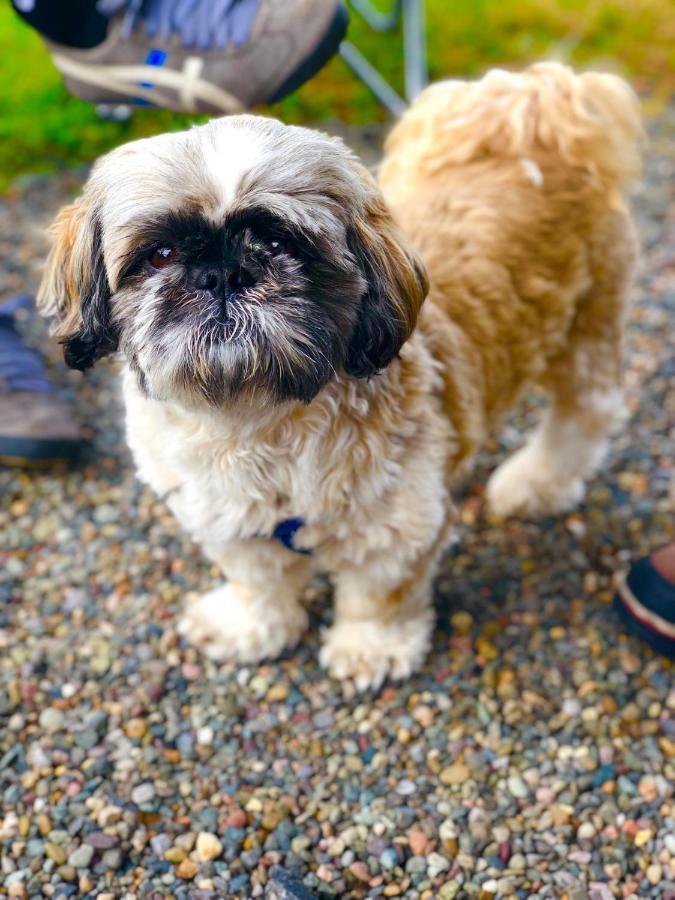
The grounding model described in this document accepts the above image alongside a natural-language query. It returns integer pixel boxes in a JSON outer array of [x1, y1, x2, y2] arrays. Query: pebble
[[130, 783, 155, 805], [440, 763, 471, 785], [577, 823, 596, 841], [507, 775, 529, 798], [350, 861, 370, 882], [176, 859, 198, 880], [427, 852, 450, 878], [196, 726, 214, 745], [68, 846, 94, 869], [86, 833, 117, 850], [408, 829, 429, 856], [195, 832, 222, 862], [38, 708, 64, 733], [647, 864, 663, 885]]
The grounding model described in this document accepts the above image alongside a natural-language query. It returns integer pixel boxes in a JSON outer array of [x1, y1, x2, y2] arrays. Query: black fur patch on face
[[118, 208, 366, 405]]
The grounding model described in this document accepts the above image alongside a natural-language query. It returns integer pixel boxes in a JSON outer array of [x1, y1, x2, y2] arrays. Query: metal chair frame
[[339, 0, 427, 115]]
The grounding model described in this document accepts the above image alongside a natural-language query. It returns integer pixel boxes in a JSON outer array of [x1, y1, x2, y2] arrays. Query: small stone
[[350, 861, 370, 882], [412, 704, 435, 727], [562, 698, 581, 717], [45, 842, 66, 865], [635, 829, 653, 847], [150, 834, 173, 856], [380, 848, 398, 870], [196, 726, 214, 745], [396, 779, 416, 796], [101, 849, 122, 869], [291, 835, 311, 854], [638, 776, 659, 802], [68, 845, 94, 869], [317, 863, 336, 882], [267, 684, 289, 702], [131, 783, 155, 805], [577, 823, 596, 840], [621, 703, 641, 724], [164, 846, 186, 864], [427, 852, 450, 878], [507, 775, 529, 799], [124, 718, 148, 740], [85, 832, 117, 850], [97, 806, 122, 828], [39, 708, 64, 733], [440, 763, 470, 785], [222, 809, 247, 828], [475, 637, 498, 660], [647, 864, 662, 885], [195, 832, 222, 862], [450, 611, 473, 634], [176, 859, 198, 880], [58, 866, 76, 882], [439, 820, 458, 855], [408, 829, 429, 856]]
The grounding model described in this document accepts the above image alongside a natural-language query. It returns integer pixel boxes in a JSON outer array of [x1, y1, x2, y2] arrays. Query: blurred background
[[0, 0, 673, 191]]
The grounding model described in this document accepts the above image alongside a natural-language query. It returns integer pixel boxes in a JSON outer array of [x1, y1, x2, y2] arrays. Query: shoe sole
[[267, 2, 349, 104], [0, 436, 82, 468]]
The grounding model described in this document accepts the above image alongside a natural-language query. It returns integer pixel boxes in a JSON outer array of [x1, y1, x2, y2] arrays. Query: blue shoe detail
[[135, 47, 167, 99]]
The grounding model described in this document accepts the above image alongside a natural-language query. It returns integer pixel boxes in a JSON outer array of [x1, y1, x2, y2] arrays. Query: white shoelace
[[96, 0, 260, 49]]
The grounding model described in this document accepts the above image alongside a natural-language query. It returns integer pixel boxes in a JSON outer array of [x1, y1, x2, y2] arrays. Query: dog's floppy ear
[[37, 196, 117, 371], [344, 168, 428, 378]]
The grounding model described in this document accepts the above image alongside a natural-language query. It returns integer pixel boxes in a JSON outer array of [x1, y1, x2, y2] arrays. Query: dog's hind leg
[[486, 262, 632, 519]]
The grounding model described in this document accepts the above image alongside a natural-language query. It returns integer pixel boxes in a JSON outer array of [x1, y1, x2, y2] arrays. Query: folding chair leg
[[340, 0, 428, 115], [402, 0, 427, 101]]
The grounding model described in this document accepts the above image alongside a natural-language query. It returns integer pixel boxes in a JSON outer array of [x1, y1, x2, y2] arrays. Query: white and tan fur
[[39, 64, 643, 690]]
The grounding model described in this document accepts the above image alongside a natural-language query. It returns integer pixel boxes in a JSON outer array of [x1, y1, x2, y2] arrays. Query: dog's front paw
[[319, 614, 433, 692], [486, 446, 584, 518], [178, 584, 308, 664]]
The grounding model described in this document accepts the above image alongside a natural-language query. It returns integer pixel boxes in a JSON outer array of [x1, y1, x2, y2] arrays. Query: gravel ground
[[1, 110, 674, 900]]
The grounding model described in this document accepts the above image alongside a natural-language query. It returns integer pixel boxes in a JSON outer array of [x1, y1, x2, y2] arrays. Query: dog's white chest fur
[[123, 368, 325, 548]]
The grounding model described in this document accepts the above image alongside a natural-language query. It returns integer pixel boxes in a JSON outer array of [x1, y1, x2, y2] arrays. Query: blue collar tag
[[271, 517, 311, 555]]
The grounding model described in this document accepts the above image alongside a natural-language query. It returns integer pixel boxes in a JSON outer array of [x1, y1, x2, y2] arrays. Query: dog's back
[[380, 63, 644, 478]]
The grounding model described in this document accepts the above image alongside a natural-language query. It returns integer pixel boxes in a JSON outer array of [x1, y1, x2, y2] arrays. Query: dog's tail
[[387, 62, 644, 195]]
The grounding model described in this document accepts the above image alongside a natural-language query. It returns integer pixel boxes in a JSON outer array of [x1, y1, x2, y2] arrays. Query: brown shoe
[[0, 295, 82, 466], [0, 391, 82, 467], [43, 0, 349, 115]]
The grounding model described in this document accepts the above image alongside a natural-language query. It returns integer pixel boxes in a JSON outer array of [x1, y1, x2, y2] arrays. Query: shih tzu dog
[[39, 63, 643, 690]]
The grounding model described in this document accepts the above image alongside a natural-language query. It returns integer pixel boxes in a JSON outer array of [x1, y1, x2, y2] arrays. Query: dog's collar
[[270, 517, 311, 555]]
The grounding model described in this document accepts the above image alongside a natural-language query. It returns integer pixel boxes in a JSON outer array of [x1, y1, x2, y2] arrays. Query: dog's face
[[39, 116, 427, 407]]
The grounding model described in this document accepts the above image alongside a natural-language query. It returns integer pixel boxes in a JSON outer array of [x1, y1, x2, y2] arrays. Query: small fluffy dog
[[39, 63, 643, 689]]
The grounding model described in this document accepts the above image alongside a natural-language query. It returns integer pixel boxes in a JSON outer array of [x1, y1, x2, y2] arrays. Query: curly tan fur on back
[[380, 62, 643, 468]]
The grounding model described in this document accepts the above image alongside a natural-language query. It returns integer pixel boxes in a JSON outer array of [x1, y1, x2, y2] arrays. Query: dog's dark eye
[[269, 238, 293, 256], [150, 247, 177, 268]]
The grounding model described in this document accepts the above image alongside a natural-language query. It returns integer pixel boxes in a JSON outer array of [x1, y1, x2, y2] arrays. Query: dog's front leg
[[178, 539, 312, 664], [320, 522, 451, 691]]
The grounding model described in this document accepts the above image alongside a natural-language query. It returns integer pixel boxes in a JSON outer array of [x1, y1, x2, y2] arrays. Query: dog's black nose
[[196, 265, 256, 297]]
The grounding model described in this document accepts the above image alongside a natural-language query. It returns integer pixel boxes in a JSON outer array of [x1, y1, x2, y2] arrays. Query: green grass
[[0, 0, 673, 191]]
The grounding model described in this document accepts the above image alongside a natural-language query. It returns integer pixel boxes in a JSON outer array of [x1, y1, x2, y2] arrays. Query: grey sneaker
[[0, 295, 81, 466], [43, 0, 349, 115]]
